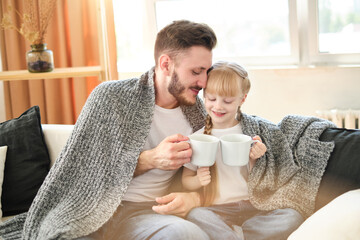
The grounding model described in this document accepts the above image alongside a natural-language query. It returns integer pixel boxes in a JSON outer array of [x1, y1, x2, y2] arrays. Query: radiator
[[316, 109, 360, 129]]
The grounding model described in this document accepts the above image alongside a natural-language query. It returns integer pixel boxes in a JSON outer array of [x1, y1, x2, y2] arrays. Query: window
[[112, 0, 157, 72], [318, 0, 360, 54], [307, 0, 360, 65], [155, 0, 298, 66], [112, 0, 360, 72]]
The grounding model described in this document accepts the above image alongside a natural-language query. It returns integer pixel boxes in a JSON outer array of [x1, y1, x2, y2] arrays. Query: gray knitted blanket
[[0, 68, 206, 240], [0, 67, 336, 239], [241, 113, 336, 218]]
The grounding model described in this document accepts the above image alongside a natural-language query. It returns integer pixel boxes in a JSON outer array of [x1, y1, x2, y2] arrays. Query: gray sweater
[[0, 68, 336, 239]]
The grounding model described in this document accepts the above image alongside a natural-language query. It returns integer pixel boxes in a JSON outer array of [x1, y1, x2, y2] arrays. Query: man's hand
[[197, 167, 211, 186], [134, 134, 192, 176], [152, 192, 201, 218]]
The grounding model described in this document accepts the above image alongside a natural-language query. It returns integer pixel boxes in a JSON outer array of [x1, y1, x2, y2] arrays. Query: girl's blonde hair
[[202, 61, 251, 206], [205, 61, 251, 98]]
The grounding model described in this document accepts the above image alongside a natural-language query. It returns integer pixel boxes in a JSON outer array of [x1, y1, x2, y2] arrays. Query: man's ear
[[159, 54, 172, 76]]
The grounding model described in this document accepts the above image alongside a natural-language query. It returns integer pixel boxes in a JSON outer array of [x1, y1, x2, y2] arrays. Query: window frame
[[304, 0, 360, 66], [114, 0, 360, 72], [152, 0, 300, 67]]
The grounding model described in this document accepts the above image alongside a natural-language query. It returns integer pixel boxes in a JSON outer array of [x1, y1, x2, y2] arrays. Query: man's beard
[[168, 70, 201, 106]]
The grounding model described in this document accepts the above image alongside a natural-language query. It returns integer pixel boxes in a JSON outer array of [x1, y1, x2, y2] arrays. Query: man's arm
[[134, 134, 192, 177]]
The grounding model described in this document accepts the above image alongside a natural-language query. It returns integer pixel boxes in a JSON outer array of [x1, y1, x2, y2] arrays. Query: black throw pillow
[[316, 127, 360, 210], [0, 106, 50, 216]]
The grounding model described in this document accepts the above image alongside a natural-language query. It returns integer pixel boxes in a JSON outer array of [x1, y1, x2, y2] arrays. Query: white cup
[[189, 134, 220, 167], [220, 134, 258, 166]]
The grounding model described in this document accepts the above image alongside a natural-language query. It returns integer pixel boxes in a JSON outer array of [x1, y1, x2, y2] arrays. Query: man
[[0, 20, 216, 239], [86, 20, 217, 239]]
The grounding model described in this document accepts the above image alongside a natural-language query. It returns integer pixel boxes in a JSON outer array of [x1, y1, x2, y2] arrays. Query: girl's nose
[[214, 100, 223, 109]]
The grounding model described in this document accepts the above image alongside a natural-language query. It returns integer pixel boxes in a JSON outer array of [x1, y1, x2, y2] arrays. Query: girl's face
[[204, 92, 246, 129]]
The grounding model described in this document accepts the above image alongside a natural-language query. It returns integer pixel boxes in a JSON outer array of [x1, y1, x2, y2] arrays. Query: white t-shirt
[[184, 125, 250, 204], [123, 105, 193, 202]]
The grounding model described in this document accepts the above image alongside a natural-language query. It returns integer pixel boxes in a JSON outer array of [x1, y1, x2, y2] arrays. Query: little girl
[[182, 61, 267, 206], [182, 61, 304, 240]]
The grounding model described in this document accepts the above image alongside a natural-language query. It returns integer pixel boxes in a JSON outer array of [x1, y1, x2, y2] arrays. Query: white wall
[[242, 66, 360, 123], [1, 66, 359, 124], [120, 66, 360, 124]]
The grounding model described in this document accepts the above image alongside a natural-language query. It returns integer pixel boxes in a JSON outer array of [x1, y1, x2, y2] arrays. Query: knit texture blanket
[[0, 68, 206, 240], [241, 113, 336, 218], [0, 66, 336, 238]]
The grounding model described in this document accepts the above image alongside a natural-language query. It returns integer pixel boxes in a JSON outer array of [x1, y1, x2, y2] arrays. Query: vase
[[26, 44, 54, 73]]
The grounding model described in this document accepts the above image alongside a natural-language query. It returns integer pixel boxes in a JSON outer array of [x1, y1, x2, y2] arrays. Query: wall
[[120, 66, 360, 124], [1, 66, 359, 123], [242, 66, 360, 123]]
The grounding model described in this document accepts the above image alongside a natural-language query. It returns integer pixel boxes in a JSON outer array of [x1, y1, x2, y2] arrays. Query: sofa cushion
[[0, 146, 7, 219], [316, 127, 360, 210], [0, 106, 50, 217], [288, 189, 360, 240]]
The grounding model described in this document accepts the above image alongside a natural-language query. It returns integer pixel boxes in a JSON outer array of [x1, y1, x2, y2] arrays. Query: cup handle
[[251, 139, 260, 146]]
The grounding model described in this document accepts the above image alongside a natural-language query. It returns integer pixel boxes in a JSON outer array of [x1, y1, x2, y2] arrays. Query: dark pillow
[[316, 127, 360, 210], [0, 106, 50, 216]]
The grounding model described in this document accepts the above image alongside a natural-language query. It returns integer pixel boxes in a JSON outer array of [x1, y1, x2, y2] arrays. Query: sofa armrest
[[288, 189, 360, 240], [42, 124, 74, 167]]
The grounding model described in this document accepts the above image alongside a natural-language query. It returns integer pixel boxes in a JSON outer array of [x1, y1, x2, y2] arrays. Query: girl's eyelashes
[[206, 97, 233, 104]]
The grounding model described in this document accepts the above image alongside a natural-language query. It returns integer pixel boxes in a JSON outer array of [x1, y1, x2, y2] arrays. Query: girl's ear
[[159, 54, 172, 76]]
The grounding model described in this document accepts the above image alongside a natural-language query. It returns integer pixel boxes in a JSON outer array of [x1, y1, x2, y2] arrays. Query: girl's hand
[[249, 136, 267, 170], [197, 167, 211, 186]]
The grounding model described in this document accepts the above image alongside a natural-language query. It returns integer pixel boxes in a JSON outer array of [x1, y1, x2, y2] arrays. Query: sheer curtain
[[0, 0, 117, 124]]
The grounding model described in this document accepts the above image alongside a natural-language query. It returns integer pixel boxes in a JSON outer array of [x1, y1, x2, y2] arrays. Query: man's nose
[[197, 73, 207, 89]]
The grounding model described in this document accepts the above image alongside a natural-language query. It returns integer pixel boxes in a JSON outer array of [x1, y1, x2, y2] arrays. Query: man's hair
[[154, 20, 217, 66]]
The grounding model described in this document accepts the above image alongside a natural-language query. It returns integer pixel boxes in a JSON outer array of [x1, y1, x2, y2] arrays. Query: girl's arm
[[182, 167, 211, 191]]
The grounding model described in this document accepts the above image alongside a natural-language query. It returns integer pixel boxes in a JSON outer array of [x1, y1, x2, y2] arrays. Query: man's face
[[168, 46, 212, 106]]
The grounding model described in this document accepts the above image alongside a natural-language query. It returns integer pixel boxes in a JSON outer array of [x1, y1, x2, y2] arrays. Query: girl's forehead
[[205, 89, 242, 97], [204, 92, 241, 99]]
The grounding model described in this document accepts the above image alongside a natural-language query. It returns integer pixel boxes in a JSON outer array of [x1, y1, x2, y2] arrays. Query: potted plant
[[1, 0, 57, 73]]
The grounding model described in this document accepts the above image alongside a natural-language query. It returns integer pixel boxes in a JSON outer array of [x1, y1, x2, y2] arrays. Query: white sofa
[[288, 189, 360, 240], [4, 124, 360, 239], [0, 124, 74, 223], [41, 124, 74, 167]]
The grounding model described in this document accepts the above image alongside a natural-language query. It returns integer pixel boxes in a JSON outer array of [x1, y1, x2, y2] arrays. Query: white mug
[[220, 134, 258, 166], [189, 134, 220, 167]]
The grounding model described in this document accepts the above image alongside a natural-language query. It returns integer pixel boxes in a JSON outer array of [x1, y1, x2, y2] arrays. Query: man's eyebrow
[[195, 67, 207, 71]]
